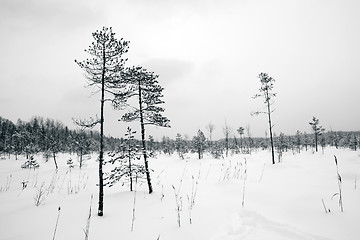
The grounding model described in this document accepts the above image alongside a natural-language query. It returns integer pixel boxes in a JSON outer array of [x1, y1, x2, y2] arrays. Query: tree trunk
[[138, 79, 153, 194], [129, 148, 133, 192], [79, 147, 83, 169], [225, 138, 229, 157], [266, 91, 275, 165], [53, 151, 58, 169], [98, 45, 105, 216], [240, 135, 243, 152]]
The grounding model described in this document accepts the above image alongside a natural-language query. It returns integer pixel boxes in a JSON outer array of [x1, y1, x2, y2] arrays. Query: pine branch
[[72, 117, 101, 129]]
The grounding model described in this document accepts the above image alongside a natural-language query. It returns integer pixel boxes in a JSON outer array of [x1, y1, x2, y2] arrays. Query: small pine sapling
[[210, 141, 224, 159], [105, 127, 146, 191], [66, 158, 75, 194], [67, 158, 75, 169], [21, 156, 40, 169], [21, 180, 29, 190]]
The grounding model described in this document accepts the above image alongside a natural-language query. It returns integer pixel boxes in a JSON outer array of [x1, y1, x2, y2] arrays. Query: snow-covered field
[[0, 148, 359, 240]]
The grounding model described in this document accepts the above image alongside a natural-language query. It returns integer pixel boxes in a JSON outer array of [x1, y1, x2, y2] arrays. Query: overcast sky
[[1, 0, 359, 140]]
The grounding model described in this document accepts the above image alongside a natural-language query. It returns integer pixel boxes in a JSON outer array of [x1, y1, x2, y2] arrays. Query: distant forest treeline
[[0, 116, 120, 160], [0, 116, 359, 161]]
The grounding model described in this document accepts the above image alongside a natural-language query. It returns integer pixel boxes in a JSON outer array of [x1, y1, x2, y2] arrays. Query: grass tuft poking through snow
[[172, 184, 182, 227], [83, 194, 93, 240], [131, 177, 138, 231], [52, 206, 61, 240], [332, 155, 344, 212], [34, 181, 47, 206], [242, 157, 247, 208]]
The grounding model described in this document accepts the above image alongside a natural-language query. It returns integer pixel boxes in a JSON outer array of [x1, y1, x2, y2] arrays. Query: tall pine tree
[[253, 72, 277, 164], [309, 116, 325, 152], [75, 27, 129, 216], [115, 66, 170, 194]]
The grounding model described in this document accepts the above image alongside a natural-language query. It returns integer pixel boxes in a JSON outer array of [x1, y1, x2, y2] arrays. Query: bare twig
[[52, 207, 61, 240]]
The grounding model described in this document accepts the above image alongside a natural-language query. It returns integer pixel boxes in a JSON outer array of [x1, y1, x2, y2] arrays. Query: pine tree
[[105, 127, 145, 191], [223, 123, 232, 157], [75, 26, 129, 216], [309, 117, 325, 152], [193, 130, 206, 159], [175, 133, 188, 159], [71, 129, 92, 169], [295, 130, 303, 153], [117, 66, 170, 194], [21, 155, 40, 169], [253, 72, 277, 164], [237, 127, 245, 152]]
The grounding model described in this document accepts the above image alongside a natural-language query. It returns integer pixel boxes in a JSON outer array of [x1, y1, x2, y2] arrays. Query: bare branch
[[72, 116, 101, 130]]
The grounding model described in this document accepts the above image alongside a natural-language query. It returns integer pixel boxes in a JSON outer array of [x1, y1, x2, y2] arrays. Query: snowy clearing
[[0, 148, 359, 240]]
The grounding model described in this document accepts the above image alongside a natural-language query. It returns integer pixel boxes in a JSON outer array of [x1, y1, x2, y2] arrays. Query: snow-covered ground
[[0, 148, 359, 240]]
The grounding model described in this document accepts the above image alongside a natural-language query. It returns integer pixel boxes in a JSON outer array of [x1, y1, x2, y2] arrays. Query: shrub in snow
[[175, 133, 189, 159], [34, 182, 47, 206], [67, 158, 75, 169], [21, 156, 40, 169], [210, 142, 224, 159]]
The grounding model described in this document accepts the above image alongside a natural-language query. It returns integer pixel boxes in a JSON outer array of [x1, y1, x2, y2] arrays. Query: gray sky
[[1, 0, 359, 140]]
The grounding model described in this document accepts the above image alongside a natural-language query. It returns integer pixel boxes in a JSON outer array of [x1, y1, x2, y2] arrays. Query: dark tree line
[[2, 115, 357, 163], [0, 116, 120, 161], [147, 129, 359, 159]]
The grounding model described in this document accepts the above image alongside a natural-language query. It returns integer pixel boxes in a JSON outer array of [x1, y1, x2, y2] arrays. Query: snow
[[0, 148, 359, 240]]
